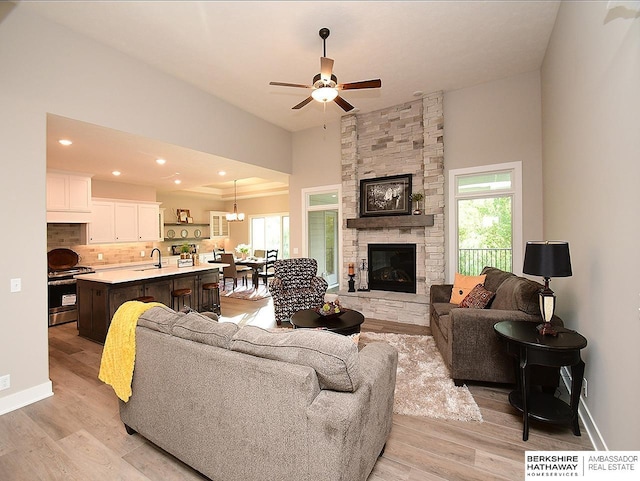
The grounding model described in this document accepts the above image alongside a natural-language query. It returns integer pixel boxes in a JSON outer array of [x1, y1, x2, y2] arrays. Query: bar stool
[[134, 296, 155, 303], [202, 282, 221, 315], [171, 288, 192, 311]]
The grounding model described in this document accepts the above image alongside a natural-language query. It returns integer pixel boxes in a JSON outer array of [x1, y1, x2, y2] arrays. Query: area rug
[[222, 286, 271, 301], [359, 332, 483, 422]]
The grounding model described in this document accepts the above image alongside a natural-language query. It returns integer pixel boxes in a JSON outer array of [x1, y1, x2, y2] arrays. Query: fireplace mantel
[[346, 214, 434, 229]]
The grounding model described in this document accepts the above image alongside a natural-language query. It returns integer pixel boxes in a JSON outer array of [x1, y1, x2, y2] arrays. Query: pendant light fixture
[[226, 180, 245, 222]]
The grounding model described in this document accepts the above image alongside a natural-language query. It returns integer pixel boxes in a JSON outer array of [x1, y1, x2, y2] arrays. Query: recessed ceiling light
[[174, 179, 181, 185], [58, 139, 73, 146], [413, 91, 424, 97], [218, 170, 226, 176], [156, 158, 166, 165], [112, 171, 121, 176]]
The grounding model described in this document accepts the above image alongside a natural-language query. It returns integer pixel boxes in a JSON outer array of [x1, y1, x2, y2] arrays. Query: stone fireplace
[[338, 92, 445, 326]]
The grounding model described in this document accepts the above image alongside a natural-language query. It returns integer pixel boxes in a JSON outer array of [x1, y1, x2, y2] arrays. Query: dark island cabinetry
[[77, 268, 220, 343]]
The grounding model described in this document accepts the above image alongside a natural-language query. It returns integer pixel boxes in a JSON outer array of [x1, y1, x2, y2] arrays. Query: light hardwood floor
[[0, 293, 592, 480]]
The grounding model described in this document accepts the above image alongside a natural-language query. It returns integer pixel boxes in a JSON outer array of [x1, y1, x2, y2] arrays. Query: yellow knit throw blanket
[[98, 300, 164, 402]]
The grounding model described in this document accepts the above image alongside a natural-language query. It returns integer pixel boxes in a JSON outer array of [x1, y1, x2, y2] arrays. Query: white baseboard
[[0, 380, 53, 416], [560, 367, 607, 451]]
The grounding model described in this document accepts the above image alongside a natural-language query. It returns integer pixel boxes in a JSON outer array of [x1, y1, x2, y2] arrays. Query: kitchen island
[[75, 262, 227, 343]]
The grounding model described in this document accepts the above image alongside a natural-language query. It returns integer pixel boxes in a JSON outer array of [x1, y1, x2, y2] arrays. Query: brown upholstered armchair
[[269, 258, 328, 325]]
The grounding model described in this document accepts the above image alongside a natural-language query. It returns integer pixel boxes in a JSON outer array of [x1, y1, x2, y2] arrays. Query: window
[[448, 162, 522, 279], [250, 214, 289, 259], [302, 185, 342, 288]]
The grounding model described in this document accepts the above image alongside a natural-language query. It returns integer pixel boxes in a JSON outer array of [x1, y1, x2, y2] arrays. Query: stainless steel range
[[47, 249, 94, 327]]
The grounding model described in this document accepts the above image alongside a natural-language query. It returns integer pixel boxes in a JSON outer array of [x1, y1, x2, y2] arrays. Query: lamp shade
[[523, 241, 572, 278]]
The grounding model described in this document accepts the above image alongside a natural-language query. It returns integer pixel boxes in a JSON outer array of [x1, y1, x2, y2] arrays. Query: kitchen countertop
[[74, 262, 228, 285]]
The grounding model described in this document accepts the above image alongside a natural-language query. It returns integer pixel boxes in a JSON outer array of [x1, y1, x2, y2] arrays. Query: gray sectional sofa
[[430, 266, 562, 386], [119, 305, 398, 481]]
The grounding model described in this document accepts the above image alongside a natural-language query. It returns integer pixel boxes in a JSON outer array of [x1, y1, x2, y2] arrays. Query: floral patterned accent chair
[[269, 258, 328, 326]]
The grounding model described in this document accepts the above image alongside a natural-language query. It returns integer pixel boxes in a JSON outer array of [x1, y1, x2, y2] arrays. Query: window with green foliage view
[[452, 166, 520, 276]]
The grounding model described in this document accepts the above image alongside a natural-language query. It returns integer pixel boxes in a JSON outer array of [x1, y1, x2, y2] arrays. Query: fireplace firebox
[[367, 244, 416, 294]]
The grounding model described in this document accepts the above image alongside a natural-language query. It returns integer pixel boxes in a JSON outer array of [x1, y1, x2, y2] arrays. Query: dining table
[[235, 257, 266, 289]]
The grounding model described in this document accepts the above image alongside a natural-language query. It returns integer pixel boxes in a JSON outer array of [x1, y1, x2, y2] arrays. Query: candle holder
[[348, 274, 356, 292]]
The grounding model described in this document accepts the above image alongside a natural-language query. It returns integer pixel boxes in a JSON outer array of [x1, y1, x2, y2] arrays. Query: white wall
[[443, 70, 544, 278], [0, 5, 290, 413], [290, 121, 342, 257], [541, 1, 640, 450]]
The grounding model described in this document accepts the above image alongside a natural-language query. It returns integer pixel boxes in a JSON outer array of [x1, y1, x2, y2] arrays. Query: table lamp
[[522, 241, 572, 336]]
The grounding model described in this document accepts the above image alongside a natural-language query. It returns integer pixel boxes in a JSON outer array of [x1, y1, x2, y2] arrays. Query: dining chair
[[220, 253, 252, 290], [257, 249, 278, 287], [253, 249, 266, 258]]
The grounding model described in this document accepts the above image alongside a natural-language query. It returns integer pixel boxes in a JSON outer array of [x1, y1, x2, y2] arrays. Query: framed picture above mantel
[[359, 174, 412, 217]]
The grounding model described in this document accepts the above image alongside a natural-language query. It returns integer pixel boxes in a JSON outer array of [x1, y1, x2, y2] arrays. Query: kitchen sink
[[134, 267, 162, 272]]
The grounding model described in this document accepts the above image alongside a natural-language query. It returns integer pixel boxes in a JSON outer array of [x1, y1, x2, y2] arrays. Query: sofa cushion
[[137, 305, 184, 334], [172, 312, 239, 349], [459, 284, 495, 309], [450, 273, 487, 304], [481, 266, 515, 293], [491, 276, 542, 315], [230, 326, 361, 392]]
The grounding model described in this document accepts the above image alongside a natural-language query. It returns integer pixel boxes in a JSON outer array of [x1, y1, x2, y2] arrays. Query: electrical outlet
[[0, 374, 10, 391], [97, 253, 103, 260], [10, 278, 21, 293], [140, 250, 145, 257], [582, 378, 588, 398]]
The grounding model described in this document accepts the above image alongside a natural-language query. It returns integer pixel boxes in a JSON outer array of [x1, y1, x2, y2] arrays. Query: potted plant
[[180, 243, 191, 259], [410, 192, 424, 215], [235, 243, 251, 260]]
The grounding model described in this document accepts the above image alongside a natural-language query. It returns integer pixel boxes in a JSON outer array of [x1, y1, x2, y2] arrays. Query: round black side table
[[494, 320, 588, 441]]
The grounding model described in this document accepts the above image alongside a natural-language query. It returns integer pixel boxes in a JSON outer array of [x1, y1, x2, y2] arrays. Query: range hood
[[47, 211, 91, 223]]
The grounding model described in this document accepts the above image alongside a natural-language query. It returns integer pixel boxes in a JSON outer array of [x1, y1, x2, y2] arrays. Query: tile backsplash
[[47, 223, 219, 267]]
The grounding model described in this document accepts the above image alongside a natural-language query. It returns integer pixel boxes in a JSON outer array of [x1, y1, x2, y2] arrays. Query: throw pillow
[[450, 273, 487, 304], [459, 283, 495, 309], [230, 326, 361, 392]]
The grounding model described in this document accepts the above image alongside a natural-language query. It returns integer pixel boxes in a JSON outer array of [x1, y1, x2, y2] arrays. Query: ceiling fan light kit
[[269, 28, 381, 113]]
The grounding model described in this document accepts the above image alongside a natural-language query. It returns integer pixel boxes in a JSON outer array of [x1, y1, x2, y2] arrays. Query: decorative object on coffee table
[[315, 300, 346, 318], [522, 241, 572, 336]]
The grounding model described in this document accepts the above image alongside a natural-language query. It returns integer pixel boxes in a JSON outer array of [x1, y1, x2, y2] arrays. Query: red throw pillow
[[459, 284, 495, 309]]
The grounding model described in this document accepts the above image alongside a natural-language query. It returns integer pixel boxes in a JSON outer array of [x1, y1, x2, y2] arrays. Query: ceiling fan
[[269, 28, 382, 112]]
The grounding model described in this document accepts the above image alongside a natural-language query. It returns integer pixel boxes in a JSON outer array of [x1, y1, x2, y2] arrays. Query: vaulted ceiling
[[24, 1, 560, 194]]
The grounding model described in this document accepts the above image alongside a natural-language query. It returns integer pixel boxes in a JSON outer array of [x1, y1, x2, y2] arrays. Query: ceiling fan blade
[[320, 57, 334, 81], [337, 79, 382, 90], [292, 96, 314, 110], [270, 81, 312, 89], [333, 95, 355, 112]]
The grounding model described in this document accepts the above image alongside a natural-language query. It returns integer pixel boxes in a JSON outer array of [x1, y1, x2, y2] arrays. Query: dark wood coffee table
[[290, 308, 364, 336]]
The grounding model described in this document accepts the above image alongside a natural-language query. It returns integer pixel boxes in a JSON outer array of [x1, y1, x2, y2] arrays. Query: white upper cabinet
[[88, 199, 160, 244], [46, 171, 92, 222], [88, 200, 115, 244], [137, 203, 161, 241], [114, 202, 138, 242]]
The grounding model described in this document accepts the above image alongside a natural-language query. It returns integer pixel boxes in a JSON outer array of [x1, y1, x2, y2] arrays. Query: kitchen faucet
[[151, 248, 162, 268]]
